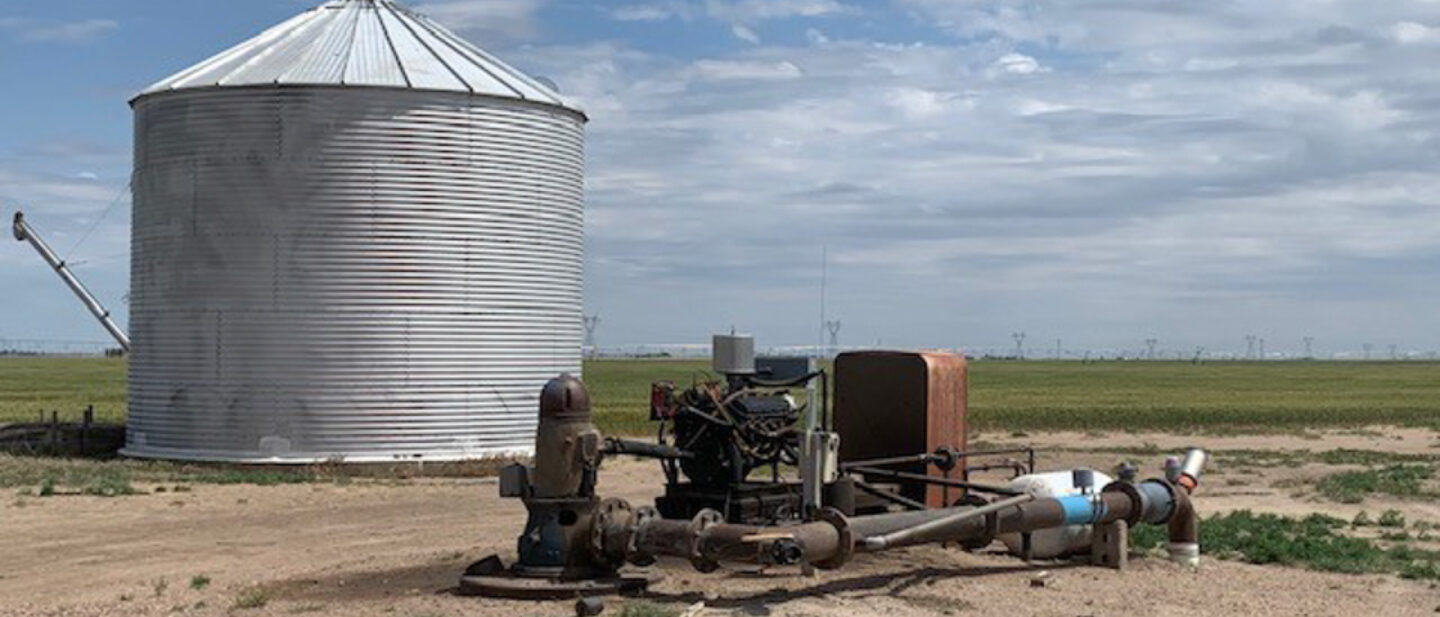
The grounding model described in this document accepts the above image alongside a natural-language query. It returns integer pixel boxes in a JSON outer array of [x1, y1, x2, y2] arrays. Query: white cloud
[[1391, 21, 1438, 44], [690, 59, 803, 81], [502, 0, 1440, 350], [805, 28, 830, 45], [610, 5, 678, 22], [704, 0, 855, 43], [730, 23, 760, 44], [0, 17, 117, 43], [705, 0, 853, 22], [412, 0, 547, 41], [885, 87, 953, 118], [988, 52, 1044, 76]]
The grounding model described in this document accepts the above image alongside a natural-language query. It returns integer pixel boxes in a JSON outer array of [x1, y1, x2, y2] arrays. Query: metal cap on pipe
[[12, 211, 26, 241]]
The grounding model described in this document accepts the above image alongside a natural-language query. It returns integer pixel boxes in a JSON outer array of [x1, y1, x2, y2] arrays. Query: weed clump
[[1130, 510, 1440, 580], [1316, 465, 1433, 503], [232, 587, 271, 610]]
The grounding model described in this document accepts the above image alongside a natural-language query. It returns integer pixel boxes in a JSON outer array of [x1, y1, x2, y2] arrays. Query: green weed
[[1130, 510, 1440, 580], [1316, 465, 1433, 503]]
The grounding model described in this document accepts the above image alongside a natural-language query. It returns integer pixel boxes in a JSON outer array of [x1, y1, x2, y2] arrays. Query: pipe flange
[[1101, 481, 1146, 528], [590, 498, 634, 567], [688, 509, 723, 573], [811, 507, 854, 570], [626, 506, 661, 567]]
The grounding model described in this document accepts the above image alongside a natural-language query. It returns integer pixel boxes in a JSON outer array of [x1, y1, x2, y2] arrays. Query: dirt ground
[[4, 428, 1439, 617]]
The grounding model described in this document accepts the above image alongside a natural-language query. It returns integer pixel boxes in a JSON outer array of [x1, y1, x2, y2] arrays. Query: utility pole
[[1303, 336, 1314, 360], [1055, 338, 1062, 360], [1145, 338, 1158, 360], [824, 320, 842, 358], [582, 315, 601, 359], [1012, 332, 1026, 360]]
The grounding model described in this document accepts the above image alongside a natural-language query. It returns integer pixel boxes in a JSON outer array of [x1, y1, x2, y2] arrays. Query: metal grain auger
[[459, 368, 1208, 600]]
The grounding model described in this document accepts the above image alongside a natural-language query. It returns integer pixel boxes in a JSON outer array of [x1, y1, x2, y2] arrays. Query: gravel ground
[[3, 428, 1438, 617]]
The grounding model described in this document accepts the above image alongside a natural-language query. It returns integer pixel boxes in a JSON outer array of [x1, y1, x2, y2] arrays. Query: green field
[[3, 357, 1439, 435]]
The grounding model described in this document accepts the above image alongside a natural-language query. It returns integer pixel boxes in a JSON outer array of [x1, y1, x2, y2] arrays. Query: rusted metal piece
[[835, 351, 968, 507]]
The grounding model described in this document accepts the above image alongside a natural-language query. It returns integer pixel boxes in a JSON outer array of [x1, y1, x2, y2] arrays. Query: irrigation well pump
[[462, 358, 1209, 599]]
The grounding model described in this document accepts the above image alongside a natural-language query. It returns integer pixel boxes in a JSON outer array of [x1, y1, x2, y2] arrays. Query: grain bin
[[125, 0, 586, 462]]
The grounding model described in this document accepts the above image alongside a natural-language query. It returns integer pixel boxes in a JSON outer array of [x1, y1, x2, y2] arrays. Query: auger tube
[[12, 211, 130, 351]]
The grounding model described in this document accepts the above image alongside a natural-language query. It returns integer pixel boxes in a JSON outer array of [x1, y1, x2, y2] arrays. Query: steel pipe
[[863, 493, 1036, 550]]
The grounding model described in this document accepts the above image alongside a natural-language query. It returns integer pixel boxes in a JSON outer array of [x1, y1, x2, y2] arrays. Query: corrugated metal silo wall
[[126, 86, 585, 462]]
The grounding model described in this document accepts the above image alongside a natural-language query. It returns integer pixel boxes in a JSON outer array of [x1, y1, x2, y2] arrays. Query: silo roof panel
[[136, 0, 580, 115]]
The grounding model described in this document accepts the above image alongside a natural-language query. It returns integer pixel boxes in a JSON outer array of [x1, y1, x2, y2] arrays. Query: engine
[[651, 379, 804, 487]]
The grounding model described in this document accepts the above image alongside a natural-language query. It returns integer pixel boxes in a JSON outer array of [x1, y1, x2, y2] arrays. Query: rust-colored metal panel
[[834, 351, 968, 508]]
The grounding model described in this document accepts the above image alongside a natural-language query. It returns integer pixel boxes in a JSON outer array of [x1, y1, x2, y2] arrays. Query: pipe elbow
[[1166, 489, 1199, 567]]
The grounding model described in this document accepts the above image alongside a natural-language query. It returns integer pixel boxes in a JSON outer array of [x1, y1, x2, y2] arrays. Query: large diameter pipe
[[631, 488, 1144, 569], [12, 211, 130, 351], [624, 453, 1208, 572]]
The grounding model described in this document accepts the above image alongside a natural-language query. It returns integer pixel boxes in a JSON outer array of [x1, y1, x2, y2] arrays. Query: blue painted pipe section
[[1057, 495, 1107, 525]]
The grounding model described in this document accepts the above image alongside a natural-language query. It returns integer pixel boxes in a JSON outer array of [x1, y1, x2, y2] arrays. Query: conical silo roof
[[135, 0, 579, 115]]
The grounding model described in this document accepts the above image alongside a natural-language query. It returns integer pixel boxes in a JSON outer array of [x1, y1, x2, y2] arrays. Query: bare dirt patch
[[4, 428, 1440, 617]]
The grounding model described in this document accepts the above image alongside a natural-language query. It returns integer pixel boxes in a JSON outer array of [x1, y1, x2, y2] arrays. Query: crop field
[[4, 356, 1440, 435]]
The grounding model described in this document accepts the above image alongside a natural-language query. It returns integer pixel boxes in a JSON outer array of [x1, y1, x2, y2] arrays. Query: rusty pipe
[[863, 493, 1035, 550], [627, 486, 1150, 570], [616, 451, 1208, 572]]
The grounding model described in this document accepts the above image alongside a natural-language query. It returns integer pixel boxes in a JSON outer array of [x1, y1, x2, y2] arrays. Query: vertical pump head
[[532, 374, 602, 498]]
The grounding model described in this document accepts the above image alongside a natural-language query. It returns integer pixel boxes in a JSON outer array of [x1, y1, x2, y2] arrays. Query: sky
[[1, 0, 1438, 358]]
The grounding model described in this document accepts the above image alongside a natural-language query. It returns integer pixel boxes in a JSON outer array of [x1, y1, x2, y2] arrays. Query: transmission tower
[[1012, 332, 1026, 360], [824, 320, 842, 357], [1389, 344, 1399, 361], [582, 314, 601, 359], [1055, 338, 1062, 359], [1245, 335, 1257, 360], [1145, 338, 1158, 360], [1303, 336, 1314, 360], [1363, 343, 1373, 360], [1258, 337, 1266, 361]]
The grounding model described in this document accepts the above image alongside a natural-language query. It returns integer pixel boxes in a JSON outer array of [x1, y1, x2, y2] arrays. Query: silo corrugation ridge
[[126, 85, 584, 462]]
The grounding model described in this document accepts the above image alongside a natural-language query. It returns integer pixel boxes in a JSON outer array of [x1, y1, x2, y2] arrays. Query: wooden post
[[81, 405, 94, 454]]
